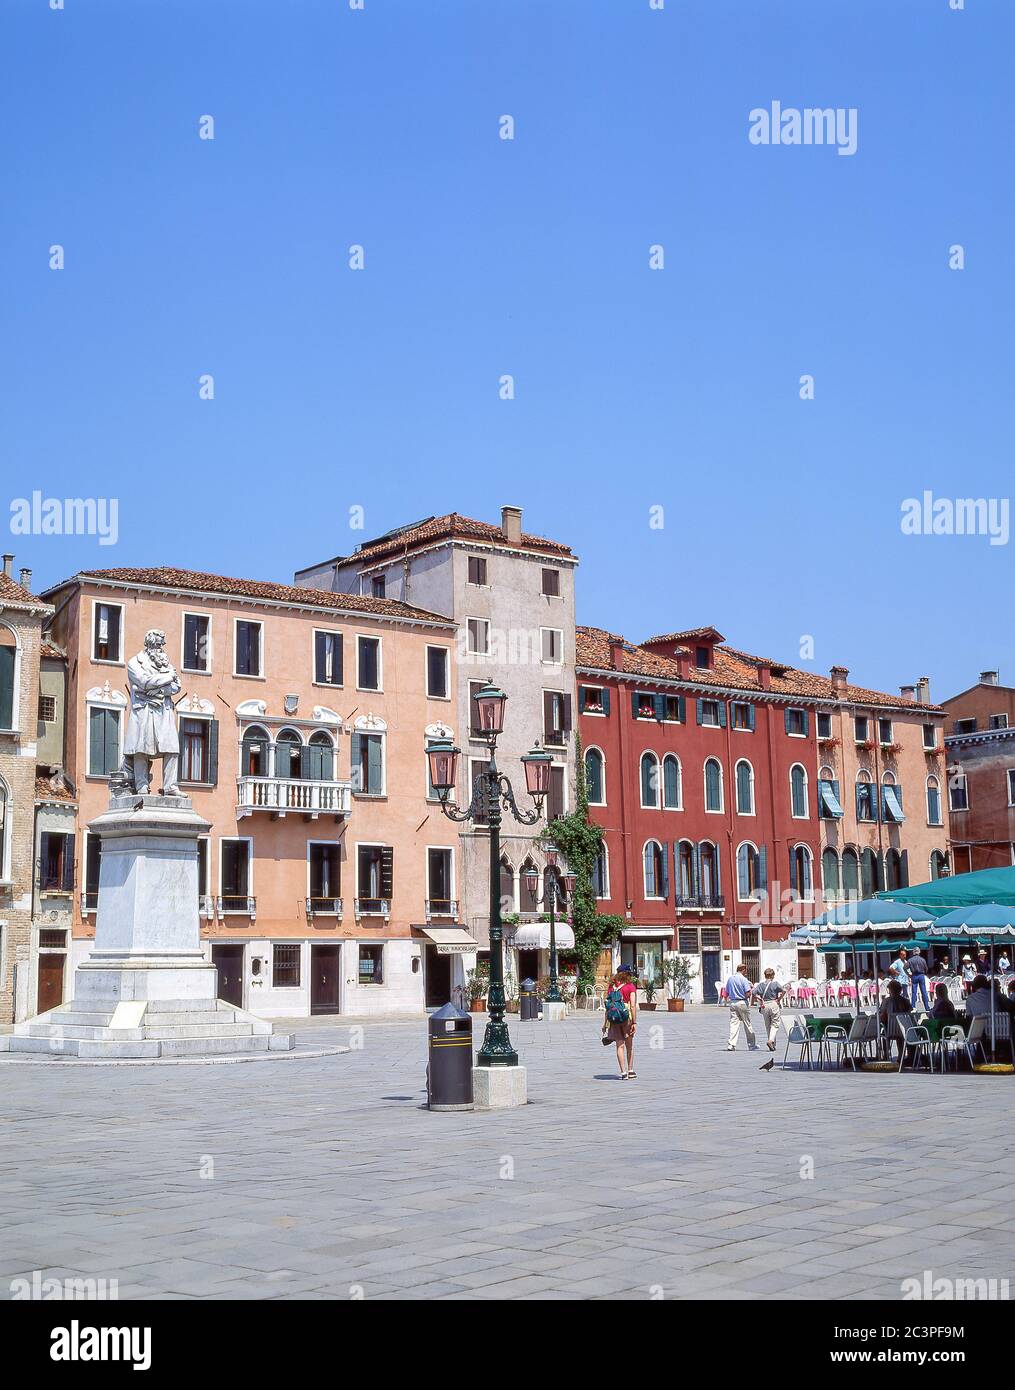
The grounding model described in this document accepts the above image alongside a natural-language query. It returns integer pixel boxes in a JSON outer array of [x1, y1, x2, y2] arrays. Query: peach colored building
[[42, 567, 466, 1018]]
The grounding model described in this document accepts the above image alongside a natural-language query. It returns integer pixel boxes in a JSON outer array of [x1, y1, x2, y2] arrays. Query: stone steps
[[144, 1009, 242, 1027], [143, 1023, 255, 1040]]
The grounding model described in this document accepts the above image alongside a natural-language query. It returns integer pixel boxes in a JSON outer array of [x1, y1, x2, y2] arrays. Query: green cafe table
[[803, 1014, 854, 1040]]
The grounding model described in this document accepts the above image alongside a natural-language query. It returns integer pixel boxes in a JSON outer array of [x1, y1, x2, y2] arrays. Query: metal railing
[[354, 897, 390, 919], [675, 893, 725, 911], [306, 896, 343, 919], [236, 775, 352, 817], [216, 894, 257, 918], [425, 898, 458, 920]]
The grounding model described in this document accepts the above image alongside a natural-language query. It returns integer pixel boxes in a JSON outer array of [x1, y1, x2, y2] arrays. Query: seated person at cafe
[[965, 975, 1015, 1020], [930, 983, 957, 1020], [878, 981, 914, 1055]]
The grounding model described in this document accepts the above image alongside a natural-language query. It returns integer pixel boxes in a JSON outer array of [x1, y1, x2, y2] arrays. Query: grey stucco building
[[296, 507, 578, 990]]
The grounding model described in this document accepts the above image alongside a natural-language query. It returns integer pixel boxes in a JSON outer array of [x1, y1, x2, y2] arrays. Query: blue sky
[[3, 0, 1011, 701]]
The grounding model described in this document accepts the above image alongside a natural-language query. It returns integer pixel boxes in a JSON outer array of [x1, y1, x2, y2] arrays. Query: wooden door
[[212, 944, 244, 1006], [311, 944, 341, 1014], [37, 954, 65, 1013], [701, 950, 722, 1003]]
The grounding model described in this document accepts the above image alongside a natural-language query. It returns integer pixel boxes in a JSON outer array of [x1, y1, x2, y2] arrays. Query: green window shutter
[[784, 709, 792, 735], [349, 732, 362, 792], [578, 686, 587, 712], [789, 847, 798, 894], [801, 710, 810, 736], [367, 735, 383, 793], [696, 698, 704, 725], [747, 704, 756, 731], [654, 693, 666, 721], [0, 643, 14, 728], [677, 695, 685, 723], [900, 849, 910, 887], [718, 701, 727, 728], [602, 688, 611, 716], [207, 720, 219, 786], [62, 833, 76, 891], [631, 692, 640, 718], [691, 843, 702, 896], [758, 846, 768, 891], [88, 708, 102, 776]]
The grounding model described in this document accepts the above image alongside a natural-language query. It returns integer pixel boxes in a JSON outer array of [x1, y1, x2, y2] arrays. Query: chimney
[[899, 684, 916, 702], [916, 676, 931, 704], [674, 650, 690, 679], [757, 662, 771, 691], [830, 665, 849, 693], [608, 636, 625, 671], [979, 670, 999, 686], [501, 505, 522, 545], [1, 554, 12, 578], [18, 567, 31, 592]]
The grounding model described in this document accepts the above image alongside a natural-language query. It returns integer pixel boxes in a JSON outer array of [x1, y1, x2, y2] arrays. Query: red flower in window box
[[818, 735, 840, 749], [882, 741, 903, 756]]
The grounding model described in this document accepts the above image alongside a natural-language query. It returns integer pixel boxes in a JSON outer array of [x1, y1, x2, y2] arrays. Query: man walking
[[752, 968, 785, 1051], [724, 962, 758, 1051], [889, 947, 911, 990], [906, 946, 931, 1011]]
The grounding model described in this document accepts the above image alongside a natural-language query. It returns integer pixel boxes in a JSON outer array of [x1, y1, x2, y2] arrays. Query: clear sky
[[3, 0, 1011, 702]]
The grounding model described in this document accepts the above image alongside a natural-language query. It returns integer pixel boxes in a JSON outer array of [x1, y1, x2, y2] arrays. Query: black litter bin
[[427, 1003, 474, 1111], [520, 977, 540, 1021]]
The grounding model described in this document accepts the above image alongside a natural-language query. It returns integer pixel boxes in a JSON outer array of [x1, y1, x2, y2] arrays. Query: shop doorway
[[37, 953, 65, 1014], [424, 946, 453, 1008]]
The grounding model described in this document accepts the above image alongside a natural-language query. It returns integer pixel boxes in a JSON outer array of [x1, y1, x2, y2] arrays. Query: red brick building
[[942, 671, 1015, 873], [576, 626, 946, 997]]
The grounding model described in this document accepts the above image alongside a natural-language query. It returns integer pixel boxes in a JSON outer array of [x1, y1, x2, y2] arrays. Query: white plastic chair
[[899, 1023, 935, 1073], [714, 981, 724, 1004], [780, 1012, 814, 1070], [962, 1014, 989, 1066], [938, 1024, 966, 1073]]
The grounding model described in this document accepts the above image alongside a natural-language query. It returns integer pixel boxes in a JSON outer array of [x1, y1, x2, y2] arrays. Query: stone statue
[[117, 628, 181, 796]]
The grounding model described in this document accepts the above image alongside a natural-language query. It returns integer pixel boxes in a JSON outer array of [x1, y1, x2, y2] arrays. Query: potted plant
[[663, 954, 698, 1012], [465, 964, 489, 1013], [503, 970, 519, 1013], [640, 974, 658, 1010]]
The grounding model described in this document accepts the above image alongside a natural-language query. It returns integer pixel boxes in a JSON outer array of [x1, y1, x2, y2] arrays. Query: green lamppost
[[523, 846, 577, 1005], [426, 682, 551, 1066]]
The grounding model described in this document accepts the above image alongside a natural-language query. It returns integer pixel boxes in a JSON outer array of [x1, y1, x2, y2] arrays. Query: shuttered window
[[314, 631, 343, 686], [88, 706, 121, 776], [350, 732, 384, 795]]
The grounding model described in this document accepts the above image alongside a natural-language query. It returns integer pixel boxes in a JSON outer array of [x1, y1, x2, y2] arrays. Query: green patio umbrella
[[926, 903, 1015, 1058]]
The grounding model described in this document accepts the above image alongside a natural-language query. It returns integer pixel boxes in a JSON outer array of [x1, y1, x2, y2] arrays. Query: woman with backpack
[[603, 965, 638, 1079]]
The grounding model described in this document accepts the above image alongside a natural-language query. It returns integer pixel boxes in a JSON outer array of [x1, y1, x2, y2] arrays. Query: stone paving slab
[[1, 1008, 1014, 1300]]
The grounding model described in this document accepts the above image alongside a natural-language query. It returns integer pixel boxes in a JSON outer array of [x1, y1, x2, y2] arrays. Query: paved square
[[2, 1008, 1013, 1300]]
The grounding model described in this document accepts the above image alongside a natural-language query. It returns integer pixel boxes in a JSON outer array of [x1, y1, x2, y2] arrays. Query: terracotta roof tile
[[41, 640, 65, 660], [644, 626, 725, 645], [35, 774, 76, 803], [576, 626, 942, 711], [43, 567, 454, 627], [348, 512, 574, 565], [0, 571, 48, 609]]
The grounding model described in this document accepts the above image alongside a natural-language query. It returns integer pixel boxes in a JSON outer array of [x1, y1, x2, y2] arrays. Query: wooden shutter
[[563, 694, 572, 732], [544, 691, 555, 739], [631, 691, 640, 718], [758, 846, 768, 891], [677, 694, 685, 723], [0, 644, 15, 728], [104, 710, 119, 775], [747, 704, 756, 731], [718, 701, 727, 728], [691, 842, 701, 896], [578, 686, 587, 712], [654, 693, 666, 721], [367, 735, 383, 793], [696, 698, 704, 725], [784, 708, 792, 734], [62, 833, 76, 891], [380, 846, 394, 899], [659, 842, 670, 900], [602, 688, 611, 716], [349, 732, 362, 792], [801, 710, 810, 736], [789, 847, 798, 893], [207, 720, 219, 786], [900, 849, 910, 887]]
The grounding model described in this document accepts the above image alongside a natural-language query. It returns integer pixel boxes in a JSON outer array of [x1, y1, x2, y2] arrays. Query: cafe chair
[[962, 1015, 988, 1068], [898, 1023, 935, 1073], [818, 1023, 851, 1070], [780, 1012, 814, 1070], [937, 1024, 967, 1073]]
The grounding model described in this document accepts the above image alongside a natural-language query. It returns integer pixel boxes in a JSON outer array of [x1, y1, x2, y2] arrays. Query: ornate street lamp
[[425, 688, 549, 1067]]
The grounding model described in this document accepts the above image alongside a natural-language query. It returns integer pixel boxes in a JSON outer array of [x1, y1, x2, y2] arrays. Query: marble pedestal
[[543, 1001, 567, 1022], [472, 1064, 528, 1109], [1, 794, 293, 1059]]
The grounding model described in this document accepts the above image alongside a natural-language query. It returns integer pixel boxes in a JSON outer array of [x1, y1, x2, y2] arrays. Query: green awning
[[818, 936, 930, 954], [880, 865, 1015, 911]]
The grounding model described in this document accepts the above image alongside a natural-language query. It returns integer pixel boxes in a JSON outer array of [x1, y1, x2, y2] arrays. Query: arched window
[[306, 731, 335, 781], [677, 840, 695, 899], [842, 847, 860, 899], [275, 727, 303, 779], [822, 847, 840, 900], [930, 849, 948, 881], [662, 754, 681, 809], [790, 764, 808, 818], [735, 759, 755, 815], [519, 857, 539, 913], [856, 770, 876, 822], [643, 840, 667, 899], [499, 856, 516, 913], [926, 775, 942, 826], [881, 770, 904, 823], [591, 844, 609, 898], [737, 842, 762, 900], [790, 844, 813, 900], [241, 725, 269, 777], [0, 625, 16, 731], [700, 841, 720, 902], [860, 847, 881, 897], [585, 747, 605, 805], [704, 758, 723, 813], [640, 752, 660, 809]]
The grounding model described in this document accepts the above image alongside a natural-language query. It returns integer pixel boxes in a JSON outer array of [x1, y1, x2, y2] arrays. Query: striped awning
[[509, 922, 576, 950]]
